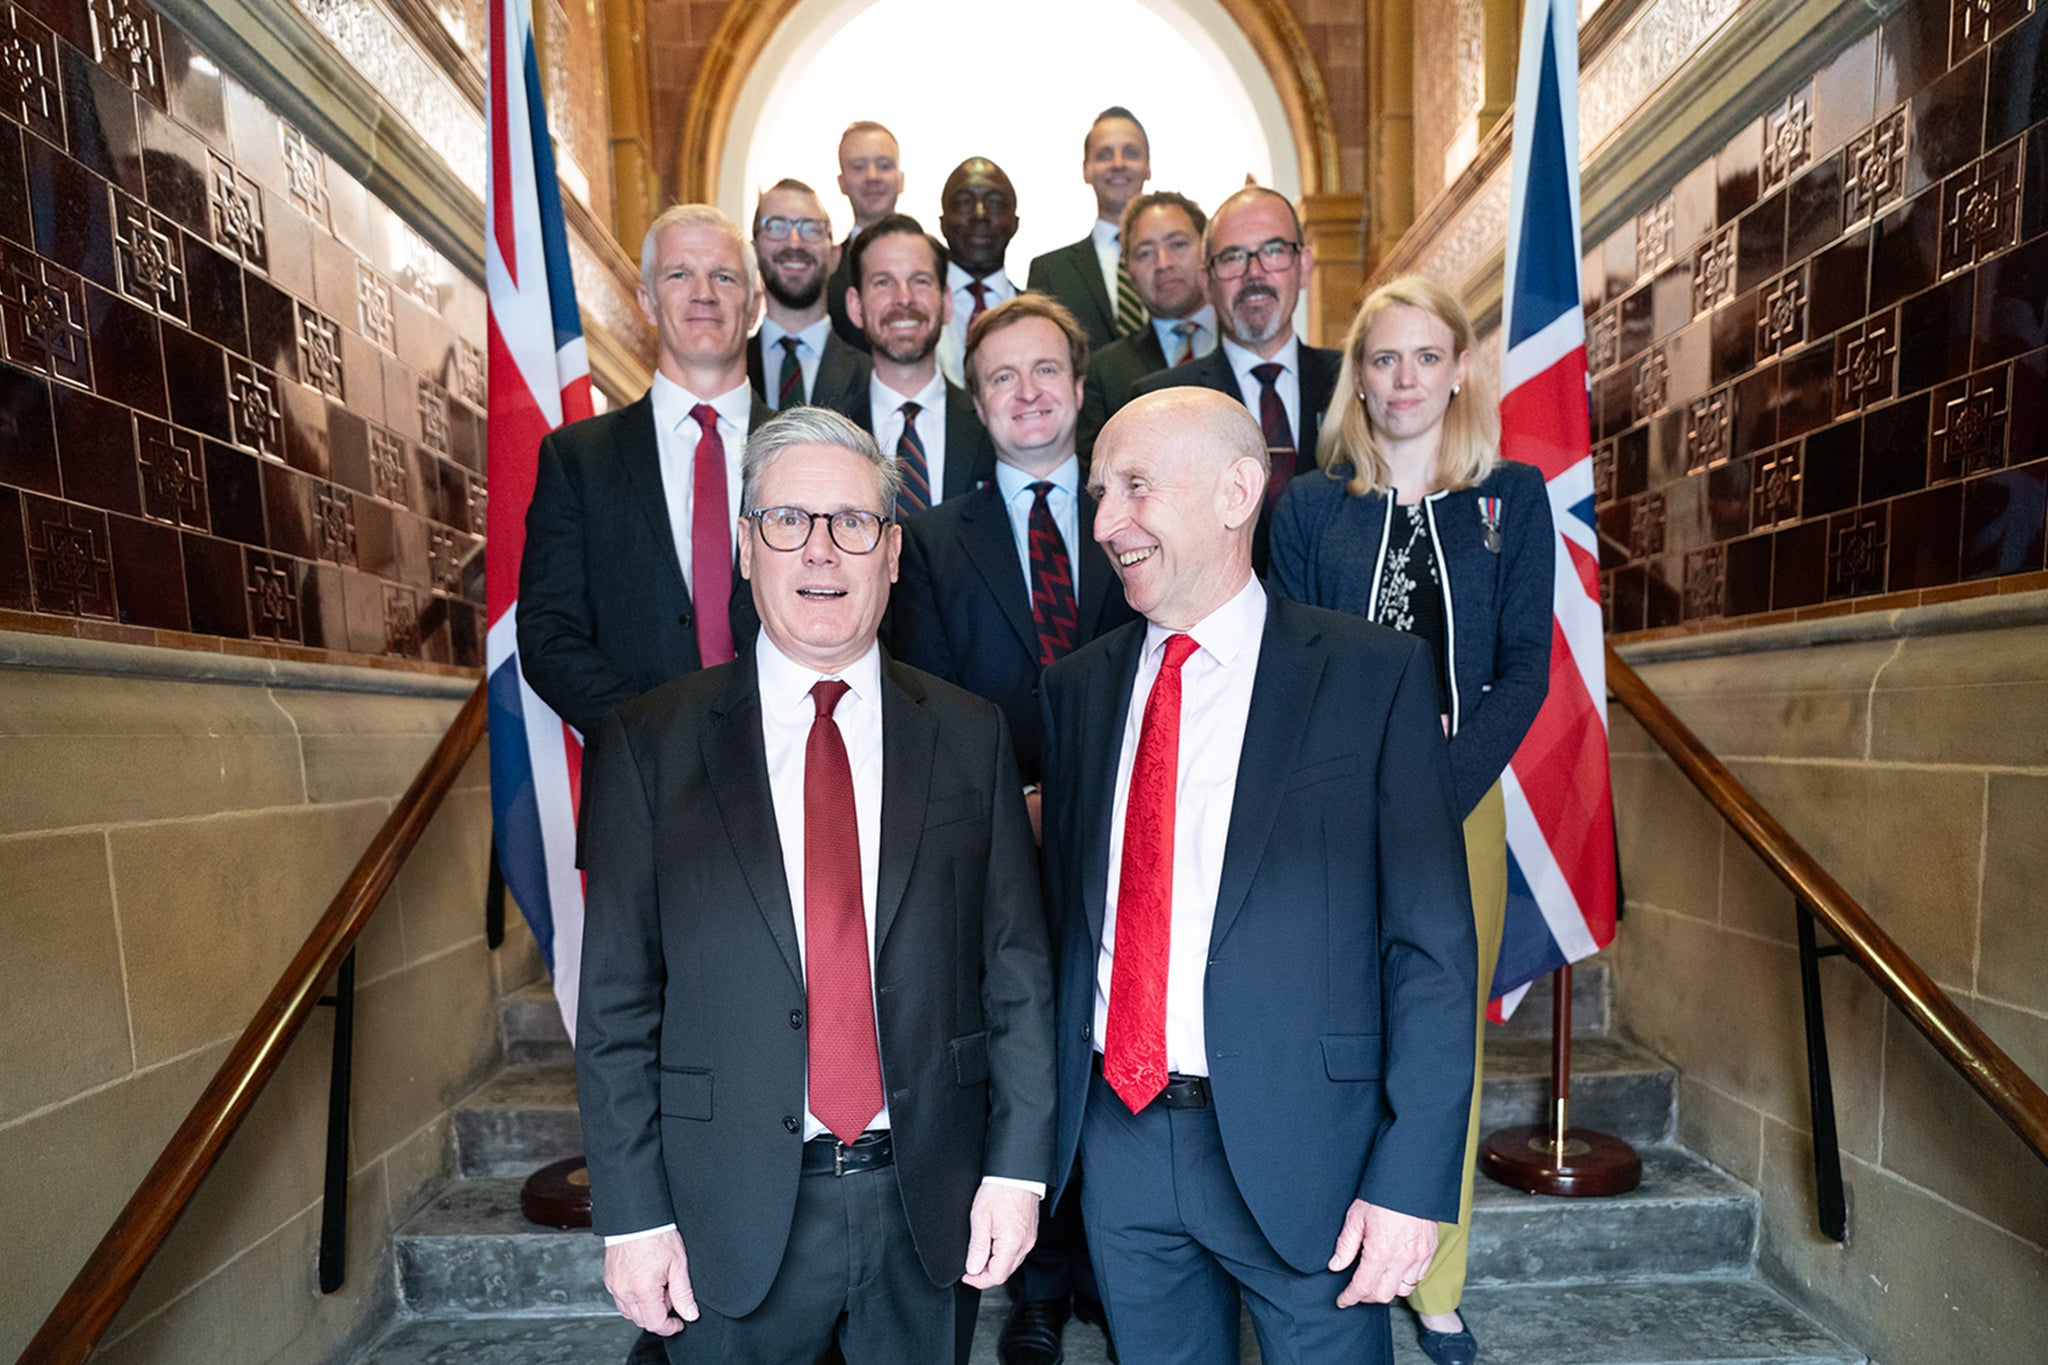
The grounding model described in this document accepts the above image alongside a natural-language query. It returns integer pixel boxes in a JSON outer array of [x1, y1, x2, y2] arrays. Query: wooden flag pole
[[1479, 963, 1641, 1196]]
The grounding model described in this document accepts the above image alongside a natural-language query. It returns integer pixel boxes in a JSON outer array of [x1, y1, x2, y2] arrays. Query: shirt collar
[[757, 316, 831, 355], [1091, 218, 1120, 252], [994, 454, 1080, 505], [1151, 304, 1216, 351], [1220, 332, 1299, 386], [872, 367, 947, 415], [650, 370, 753, 432], [1143, 573, 1265, 672], [754, 629, 884, 721], [947, 262, 1010, 295]]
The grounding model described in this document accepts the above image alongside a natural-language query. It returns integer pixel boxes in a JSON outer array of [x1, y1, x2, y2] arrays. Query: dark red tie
[[1027, 481, 1078, 667], [966, 279, 990, 325], [1251, 361, 1295, 510], [688, 404, 735, 666], [804, 680, 884, 1144], [895, 401, 932, 513], [776, 336, 804, 410], [1103, 633, 1200, 1112]]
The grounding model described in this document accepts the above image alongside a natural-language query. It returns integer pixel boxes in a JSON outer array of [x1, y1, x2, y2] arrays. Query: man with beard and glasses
[[1078, 190, 1217, 457], [827, 121, 905, 352], [823, 214, 995, 514], [934, 157, 1020, 388], [1027, 107, 1153, 350], [1129, 187, 1340, 573], [748, 179, 870, 412]]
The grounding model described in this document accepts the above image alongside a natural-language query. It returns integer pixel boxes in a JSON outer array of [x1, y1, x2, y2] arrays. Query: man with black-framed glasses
[[748, 179, 872, 412], [1129, 186, 1341, 573]]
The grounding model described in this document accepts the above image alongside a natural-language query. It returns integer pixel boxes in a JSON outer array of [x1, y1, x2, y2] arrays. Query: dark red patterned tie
[[1251, 361, 1295, 510], [895, 401, 932, 513], [1103, 633, 1200, 1113], [804, 680, 883, 1144], [1027, 482, 1079, 667], [776, 336, 804, 410], [688, 404, 735, 665], [966, 279, 990, 325]]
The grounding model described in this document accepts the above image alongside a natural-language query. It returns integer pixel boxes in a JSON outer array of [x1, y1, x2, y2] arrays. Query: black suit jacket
[[1077, 326, 1169, 457], [820, 376, 998, 503], [890, 482, 1139, 783], [1129, 341, 1343, 572], [825, 239, 870, 353], [1026, 235, 1119, 348], [746, 326, 871, 410], [515, 392, 772, 735], [577, 655, 1057, 1315], [1039, 597, 1476, 1272]]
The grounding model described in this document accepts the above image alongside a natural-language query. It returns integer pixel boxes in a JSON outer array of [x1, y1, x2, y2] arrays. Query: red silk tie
[[1103, 633, 1200, 1113], [804, 680, 884, 1144], [966, 279, 990, 325], [688, 404, 735, 666], [1251, 362, 1296, 511], [1027, 482, 1078, 667]]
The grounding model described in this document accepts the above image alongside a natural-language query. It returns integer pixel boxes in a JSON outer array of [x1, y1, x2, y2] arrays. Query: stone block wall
[[0, 638, 543, 1364], [1608, 604, 2048, 1361]]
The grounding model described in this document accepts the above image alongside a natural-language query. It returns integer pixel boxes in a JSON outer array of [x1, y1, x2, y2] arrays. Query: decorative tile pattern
[[1633, 348, 1670, 422], [288, 0, 485, 193], [385, 583, 420, 653], [1685, 390, 1732, 472], [1631, 493, 1667, 559], [115, 195, 186, 322], [466, 476, 486, 538], [138, 423, 207, 528], [280, 123, 329, 226], [1415, 173, 1511, 294], [451, 336, 484, 408], [1589, 306, 1621, 374], [210, 155, 267, 268], [1685, 545, 1726, 619], [3, 253, 91, 387], [1579, 0, 1743, 153], [370, 426, 409, 506], [2, 6, 65, 148], [1636, 194, 1677, 276], [1593, 443, 1617, 503], [1828, 513, 1886, 596], [298, 303, 344, 399], [427, 523, 460, 594], [1843, 108, 1908, 223], [1940, 143, 2023, 276], [358, 263, 394, 349], [1762, 88, 1813, 190], [1930, 371, 2010, 480], [395, 220, 444, 309], [315, 483, 356, 565], [87, 0, 163, 107], [1754, 447, 1802, 528], [26, 497, 113, 616], [1834, 314, 1898, 411], [1692, 227, 1736, 313], [1757, 272, 1807, 357], [418, 376, 449, 456], [245, 551, 298, 639], [227, 359, 281, 458]]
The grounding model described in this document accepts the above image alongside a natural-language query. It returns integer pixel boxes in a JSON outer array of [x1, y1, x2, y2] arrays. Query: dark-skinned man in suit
[[1077, 189, 1217, 457], [1027, 107, 1152, 350], [1039, 388, 1477, 1365], [1128, 186, 1341, 574], [577, 407, 1057, 1364], [891, 294, 1140, 1364], [935, 157, 1019, 387], [747, 178, 869, 413]]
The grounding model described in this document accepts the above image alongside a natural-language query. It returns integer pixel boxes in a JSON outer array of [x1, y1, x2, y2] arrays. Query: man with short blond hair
[[827, 121, 905, 351], [1029, 108, 1154, 348]]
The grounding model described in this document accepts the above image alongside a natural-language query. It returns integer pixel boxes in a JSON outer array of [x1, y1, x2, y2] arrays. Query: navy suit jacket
[[890, 481, 1139, 783], [819, 376, 998, 503], [1039, 596, 1477, 1272], [1077, 326, 1169, 457], [825, 237, 871, 353], [746, 326, 870, 410], [515, 392, 770, 736], [1027, 234, 1119, 348]]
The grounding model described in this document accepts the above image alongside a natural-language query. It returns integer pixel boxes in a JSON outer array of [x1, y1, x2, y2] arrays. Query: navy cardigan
[[1269, 458, 1555, 817]]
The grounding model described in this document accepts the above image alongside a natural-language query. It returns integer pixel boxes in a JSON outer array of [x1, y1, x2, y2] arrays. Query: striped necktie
[[1115, 251, 1146, 338], [1170, 321, 1197, 365], [895, 401, 932, 513], [776, 336, 804, 410]]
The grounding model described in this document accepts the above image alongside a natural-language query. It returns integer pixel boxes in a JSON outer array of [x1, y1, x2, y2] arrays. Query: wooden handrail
[[1606, 645, 2048, 1165], [19, 682, 488, 1364]]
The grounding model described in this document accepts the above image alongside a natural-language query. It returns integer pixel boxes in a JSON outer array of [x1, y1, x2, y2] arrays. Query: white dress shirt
[[1219, 333, 1302, 447], [756, 316, 833, 403], [1095, 575, 1267, 1077], [1091, 218, 1121, 313], [938, 263, 1015, 386], [869, 369, 950, 503], [648, 372, 752, 594], [1151, 304, 1219, 364], [993, 455, 1081, 590]]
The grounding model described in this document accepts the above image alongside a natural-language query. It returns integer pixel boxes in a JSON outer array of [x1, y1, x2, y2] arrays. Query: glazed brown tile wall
[[0, 0, 486, 670], [1592, 0, 2048, 637]]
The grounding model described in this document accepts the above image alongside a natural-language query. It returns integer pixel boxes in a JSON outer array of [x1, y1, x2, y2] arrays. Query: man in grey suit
[[1078, 190, 1217, 456], [1027, 108, 1152, 349], [748, 179, 869, 412], [577, 407, 1057, 1363]]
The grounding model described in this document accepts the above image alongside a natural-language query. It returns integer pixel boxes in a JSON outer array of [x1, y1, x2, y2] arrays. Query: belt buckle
[[834, 1140, 848, 1178]]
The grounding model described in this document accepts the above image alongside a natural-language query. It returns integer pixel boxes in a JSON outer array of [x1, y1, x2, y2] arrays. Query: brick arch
[[673, 0, 1341, 204]]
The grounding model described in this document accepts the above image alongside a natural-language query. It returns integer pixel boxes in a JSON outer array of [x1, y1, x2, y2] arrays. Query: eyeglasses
[[1207, 238, 1302, 279], [757, 216, 831, 244], [748, 506, 888, 554]]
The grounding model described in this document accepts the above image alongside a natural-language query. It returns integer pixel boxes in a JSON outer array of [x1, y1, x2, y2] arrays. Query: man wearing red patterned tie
[[1039, 387, 1477, 1365], [517, 204, 775, 737], [935, 157, 1020, 388], [577, 407, 1057, 1364]]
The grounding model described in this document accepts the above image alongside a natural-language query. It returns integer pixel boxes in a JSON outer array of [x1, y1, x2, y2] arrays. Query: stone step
[[501, 982, 572, 1067], [452, 1066, 583, 1178], [395, 1180, 609, 1315], [352, 1313, 637, 1363], [1488, 960, 1613, 1041], [1479, 1035, 1677, 1146]]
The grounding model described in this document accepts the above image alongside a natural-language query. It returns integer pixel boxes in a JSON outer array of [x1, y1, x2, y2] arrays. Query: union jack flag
[[1493, 0, 1617, 1012], [485, 0, 593, 1037]]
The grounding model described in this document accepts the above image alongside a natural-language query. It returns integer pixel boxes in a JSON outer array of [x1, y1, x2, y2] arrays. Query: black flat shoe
[[999, 1296, 1070, 1365], [1416, 1323, 1478, 1365]]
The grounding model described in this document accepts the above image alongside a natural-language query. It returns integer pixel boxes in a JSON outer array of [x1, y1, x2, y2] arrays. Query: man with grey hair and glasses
[[576, 407, 1058, 1364]]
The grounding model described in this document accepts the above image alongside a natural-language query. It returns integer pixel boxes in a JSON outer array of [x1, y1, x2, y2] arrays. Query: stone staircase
[[350, 966, 1867, 1364]]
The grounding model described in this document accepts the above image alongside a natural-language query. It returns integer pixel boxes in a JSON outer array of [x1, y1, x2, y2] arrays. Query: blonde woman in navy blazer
[[1269, 275, 1554, 1365]]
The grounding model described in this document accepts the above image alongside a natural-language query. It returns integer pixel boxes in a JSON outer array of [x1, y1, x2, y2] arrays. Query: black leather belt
[[802, 1130, 893, 1176], [1091, 1052, 1211, 1109]]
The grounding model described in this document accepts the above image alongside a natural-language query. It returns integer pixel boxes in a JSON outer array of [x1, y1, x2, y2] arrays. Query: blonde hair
[[1316, 274, 1498, 497]]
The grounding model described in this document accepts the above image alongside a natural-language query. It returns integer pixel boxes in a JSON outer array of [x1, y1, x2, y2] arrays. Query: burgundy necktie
[[688, 404, 735, 666], [804, 680, 884, 1144], [895, 401, 932, 514], [1026, 481, 1078, 667], [776, 335, 804, 410], [1103, 633, 1200, 1112], [966, 279, 990, 325], [1251, 362, 1295, 510]]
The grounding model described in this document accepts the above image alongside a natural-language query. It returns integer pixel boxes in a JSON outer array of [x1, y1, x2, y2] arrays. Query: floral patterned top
[[1373, 503, 1452, 715]]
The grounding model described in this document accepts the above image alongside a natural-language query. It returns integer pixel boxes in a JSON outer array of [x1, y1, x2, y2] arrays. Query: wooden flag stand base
[[522, 1155, 594, 1229], [1480, 963, 1642, 1197]]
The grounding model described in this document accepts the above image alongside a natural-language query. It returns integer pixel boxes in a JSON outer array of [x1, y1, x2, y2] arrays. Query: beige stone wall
[[1608, 604, 2048, 1361], [0, 637, 543, 1363]]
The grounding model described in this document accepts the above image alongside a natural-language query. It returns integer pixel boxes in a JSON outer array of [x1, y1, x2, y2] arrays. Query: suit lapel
[[620, 396, 688, 595], [703, 664, 803, 990], [1080, 626, 1145, 943], [1067, 238, 1115, 338], [814, 332, 870, 410], [1207, 600, 1323, 954], [959, 487, 1037, 658], [1191, 350, 1241, 400], [1297, 345, 1339, 454], [1075, 490, 1116, 635], [875, 657, 937, 951], [944, 385, 995, 497], [746, 333, 767, 404]]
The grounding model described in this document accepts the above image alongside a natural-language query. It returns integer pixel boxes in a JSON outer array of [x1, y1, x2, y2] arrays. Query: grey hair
[[741, 407, 903, 520], [639, 203, 758, 300]]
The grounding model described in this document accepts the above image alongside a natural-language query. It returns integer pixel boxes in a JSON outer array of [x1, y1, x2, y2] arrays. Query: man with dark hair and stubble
[[748, 178, 870, 413], [1077, 189, 1217, 455], [1028, 107, 1154, 350]]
